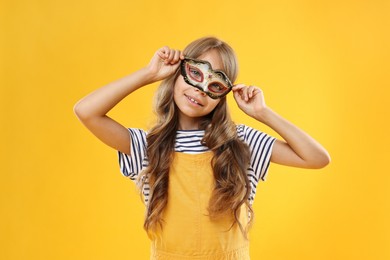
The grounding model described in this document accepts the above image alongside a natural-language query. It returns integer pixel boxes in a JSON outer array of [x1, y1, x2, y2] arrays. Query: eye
[[208, 82, 228, 94], [187, 65, 203, 82]]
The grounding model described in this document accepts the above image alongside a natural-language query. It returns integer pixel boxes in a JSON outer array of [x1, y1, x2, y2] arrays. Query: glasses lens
[[208, 82, 230, 95]]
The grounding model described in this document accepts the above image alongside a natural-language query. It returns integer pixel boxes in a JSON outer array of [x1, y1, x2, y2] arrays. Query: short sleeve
[[237, 124, 276, 203], [117, 128, 148, 181]]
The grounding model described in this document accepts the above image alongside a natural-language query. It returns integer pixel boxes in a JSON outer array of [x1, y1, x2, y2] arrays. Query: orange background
[[1, 0, 389, 259]]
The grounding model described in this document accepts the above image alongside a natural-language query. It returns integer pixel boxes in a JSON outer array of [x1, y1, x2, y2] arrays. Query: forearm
[[74, 67, 154, 120], [256, 108, 330, 168]]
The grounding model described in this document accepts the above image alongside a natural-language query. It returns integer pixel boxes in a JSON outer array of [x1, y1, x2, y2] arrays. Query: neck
[[178, 114, 202, 130]]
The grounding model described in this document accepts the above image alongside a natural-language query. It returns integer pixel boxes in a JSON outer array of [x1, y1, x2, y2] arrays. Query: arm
[[232, 84, 330, 169], [73, 47, 183, 155]]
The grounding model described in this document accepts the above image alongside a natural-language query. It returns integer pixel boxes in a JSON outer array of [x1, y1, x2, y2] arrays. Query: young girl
[[74, 36, 330, 259]]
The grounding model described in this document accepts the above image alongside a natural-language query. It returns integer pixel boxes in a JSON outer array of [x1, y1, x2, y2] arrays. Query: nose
[[195, 88, 207, 97]]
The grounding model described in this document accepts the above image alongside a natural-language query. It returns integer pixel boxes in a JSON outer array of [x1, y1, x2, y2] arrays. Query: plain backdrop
[[1, 0, 389, 259]]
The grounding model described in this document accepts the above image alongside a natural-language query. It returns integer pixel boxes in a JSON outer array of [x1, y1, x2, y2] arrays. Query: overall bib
[[150, 152, 250, 260]]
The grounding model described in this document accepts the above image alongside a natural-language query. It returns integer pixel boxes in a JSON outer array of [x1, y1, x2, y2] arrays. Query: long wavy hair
[[139, 36, 253, 238]]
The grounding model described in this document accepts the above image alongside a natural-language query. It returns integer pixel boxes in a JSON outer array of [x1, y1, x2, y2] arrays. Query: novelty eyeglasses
[[180, 58, 233, 99]]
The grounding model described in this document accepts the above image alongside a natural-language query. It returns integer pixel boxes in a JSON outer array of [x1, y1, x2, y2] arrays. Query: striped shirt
[[118, 124, 276, 205]]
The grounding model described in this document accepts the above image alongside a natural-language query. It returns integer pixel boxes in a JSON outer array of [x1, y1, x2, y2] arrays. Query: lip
[[184, 94, 204, 107]]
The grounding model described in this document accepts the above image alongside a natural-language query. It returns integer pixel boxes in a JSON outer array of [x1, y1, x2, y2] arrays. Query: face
[[173, 49, 226, 128]]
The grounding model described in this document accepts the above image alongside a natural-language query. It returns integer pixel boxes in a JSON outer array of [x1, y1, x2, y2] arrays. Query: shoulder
[[127, 128, 148, 137], [236, 124, 276, 146], [127, 128, 148, 149], [235, 124, 252, 140], [236, 124, 246, 135]]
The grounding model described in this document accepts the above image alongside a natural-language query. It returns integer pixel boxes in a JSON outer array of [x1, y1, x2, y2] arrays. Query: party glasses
[[180, 58, 233, 99]]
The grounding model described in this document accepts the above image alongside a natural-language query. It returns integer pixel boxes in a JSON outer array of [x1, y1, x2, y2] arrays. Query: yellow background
[[1, 0, 389, 259]]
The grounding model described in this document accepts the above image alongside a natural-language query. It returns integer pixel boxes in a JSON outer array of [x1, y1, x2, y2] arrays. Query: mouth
[[185, 94, 203, 107]]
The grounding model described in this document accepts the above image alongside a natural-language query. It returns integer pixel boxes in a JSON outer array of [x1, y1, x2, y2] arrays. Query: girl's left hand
[[232, 84, 268, 121]]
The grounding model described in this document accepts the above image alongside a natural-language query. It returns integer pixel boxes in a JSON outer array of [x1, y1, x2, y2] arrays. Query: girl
[[74, 36, 330, 259]]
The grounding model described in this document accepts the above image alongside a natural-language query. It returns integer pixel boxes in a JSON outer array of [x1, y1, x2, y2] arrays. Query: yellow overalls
[[150, 152, 250, 260]]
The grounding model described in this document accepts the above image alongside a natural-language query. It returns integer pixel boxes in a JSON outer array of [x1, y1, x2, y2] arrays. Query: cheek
[[208, 99, 221, 110], [173, 77, 188, 103], [174, 76, 189, 92]]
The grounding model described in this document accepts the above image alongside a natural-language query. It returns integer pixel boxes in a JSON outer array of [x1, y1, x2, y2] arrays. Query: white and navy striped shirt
[[118, 124, 276, 205]]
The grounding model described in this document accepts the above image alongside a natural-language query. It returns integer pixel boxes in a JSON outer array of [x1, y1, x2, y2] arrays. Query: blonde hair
[[140, 36, 252, 239]]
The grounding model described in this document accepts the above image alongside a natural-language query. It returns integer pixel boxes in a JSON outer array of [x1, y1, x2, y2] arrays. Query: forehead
[[196, 49, 224, 71]]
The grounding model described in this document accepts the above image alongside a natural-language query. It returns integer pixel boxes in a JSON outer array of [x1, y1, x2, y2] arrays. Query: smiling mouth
[[185, 94, 203, 106]]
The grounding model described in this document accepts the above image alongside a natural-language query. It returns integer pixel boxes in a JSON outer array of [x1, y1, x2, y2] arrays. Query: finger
[[232, 88, 241, 102], [157, 46, 170, 60], [233, 89, 242, 100], [232, 84, 247, 101], [241, 86, 250, 101], [232, 83, 246, 91], [171, 50, 181, 64], [166, 49, 176, 64], [232, 84, 247, 94], [248, 85, 255, 98], [252, 87, 262, 97]]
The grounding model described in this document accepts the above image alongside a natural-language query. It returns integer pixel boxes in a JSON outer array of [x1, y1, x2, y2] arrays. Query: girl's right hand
[[146, 46, 184, 82]]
